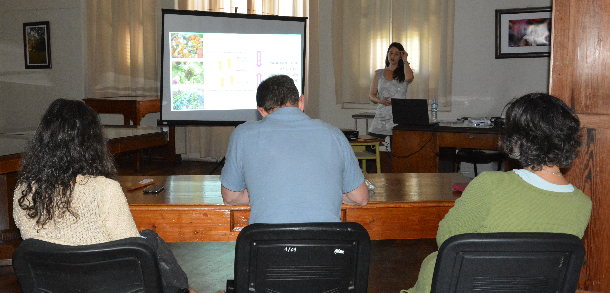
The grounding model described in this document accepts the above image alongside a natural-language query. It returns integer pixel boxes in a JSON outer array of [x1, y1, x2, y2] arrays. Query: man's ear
[[298, 95, 305, 112], [257, 106, 269, 117]]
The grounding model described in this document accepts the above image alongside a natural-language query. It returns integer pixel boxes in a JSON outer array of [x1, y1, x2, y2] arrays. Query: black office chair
[[227, 222, 371, 293], [12, 237, 166, 293], [454, 148, 504, 176], [431, 232, 586, 293]]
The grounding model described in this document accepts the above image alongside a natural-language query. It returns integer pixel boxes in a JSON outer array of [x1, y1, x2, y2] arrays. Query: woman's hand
[[401, 51, 409, 64], [379, 97, 391, 106]]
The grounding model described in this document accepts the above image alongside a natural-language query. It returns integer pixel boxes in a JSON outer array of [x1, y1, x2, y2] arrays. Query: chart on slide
[[169, 33, 302, 111]]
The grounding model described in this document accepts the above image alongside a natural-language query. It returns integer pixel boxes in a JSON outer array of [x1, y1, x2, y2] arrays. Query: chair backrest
[[431, 232, 585, 293], [12, 237, 164, 293], [233, 222, 371, 293]]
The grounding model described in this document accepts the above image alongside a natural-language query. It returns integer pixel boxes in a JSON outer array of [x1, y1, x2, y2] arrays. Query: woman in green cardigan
[[403, 93, 592, 293]]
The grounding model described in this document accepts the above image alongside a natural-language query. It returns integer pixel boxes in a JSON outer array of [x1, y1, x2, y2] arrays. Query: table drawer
[[437, 132, 500, 150]]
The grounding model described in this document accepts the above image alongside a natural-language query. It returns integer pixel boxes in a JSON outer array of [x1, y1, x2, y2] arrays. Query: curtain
[[332, 0, 454, 109], [176, 0, 305, 15], [87, 0, 159, 98], [176, 0, 309, 160]]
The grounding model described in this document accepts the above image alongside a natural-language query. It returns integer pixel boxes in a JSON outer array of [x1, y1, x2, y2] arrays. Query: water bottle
[[431, 98, 438, 121]]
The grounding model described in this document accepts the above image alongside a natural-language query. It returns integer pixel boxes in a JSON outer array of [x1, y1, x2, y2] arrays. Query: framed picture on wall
[[23, 21, 52, 69], [495, 7, 552, 59]]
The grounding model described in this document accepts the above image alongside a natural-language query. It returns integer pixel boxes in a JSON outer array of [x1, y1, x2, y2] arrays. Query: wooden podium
[[392, 124, 501, 173]]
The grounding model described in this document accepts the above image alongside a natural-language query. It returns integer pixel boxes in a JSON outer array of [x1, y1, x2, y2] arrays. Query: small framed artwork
[[495, 7, 552, 59], [23, 21, 52, 69]]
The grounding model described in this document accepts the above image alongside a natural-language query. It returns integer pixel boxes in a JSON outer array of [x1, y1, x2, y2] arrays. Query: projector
[[341, 129, 359, 141]]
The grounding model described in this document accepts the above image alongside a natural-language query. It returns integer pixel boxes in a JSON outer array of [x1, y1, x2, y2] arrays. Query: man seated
[[220, 74, 369, 224]]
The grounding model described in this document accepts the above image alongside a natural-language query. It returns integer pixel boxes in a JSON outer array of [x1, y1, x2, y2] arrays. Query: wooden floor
[[0, 153, 436, 293]]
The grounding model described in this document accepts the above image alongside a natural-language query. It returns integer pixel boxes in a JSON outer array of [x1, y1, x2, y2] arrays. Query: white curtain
[[332, 0, 454, 109], [177, 0, 305, 15], [87, 0, 159, 98], [176, 0, 309, 160]]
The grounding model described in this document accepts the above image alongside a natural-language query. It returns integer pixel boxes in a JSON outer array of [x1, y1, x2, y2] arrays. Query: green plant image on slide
[[172, 61, 204, 85], [172, 88, 204, 110]]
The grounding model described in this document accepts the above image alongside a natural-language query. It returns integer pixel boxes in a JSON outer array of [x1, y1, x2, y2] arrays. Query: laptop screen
[[391, 99, 430, 126]]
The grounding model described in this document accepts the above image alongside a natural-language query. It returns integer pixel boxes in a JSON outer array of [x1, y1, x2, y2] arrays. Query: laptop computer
[[392, 99, 434, 126]]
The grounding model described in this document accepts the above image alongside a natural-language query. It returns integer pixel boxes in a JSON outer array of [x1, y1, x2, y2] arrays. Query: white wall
[[315, 0, 552, 134], [0, 0, 553, 138], [0, 0, 86, 131], [447, 0, 552, 121]]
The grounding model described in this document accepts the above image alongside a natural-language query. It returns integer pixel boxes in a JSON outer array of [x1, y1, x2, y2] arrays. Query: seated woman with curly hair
[[402, 93, 592, 293], [13, 99, 198, 293]]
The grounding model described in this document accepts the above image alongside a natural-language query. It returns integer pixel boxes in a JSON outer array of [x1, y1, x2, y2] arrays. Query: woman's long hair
[[17, 99, 116, 227], [385, 42, 406, 83]]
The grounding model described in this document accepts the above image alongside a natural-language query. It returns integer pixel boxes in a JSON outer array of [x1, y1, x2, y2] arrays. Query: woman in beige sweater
[[13, 99, 197, 293]]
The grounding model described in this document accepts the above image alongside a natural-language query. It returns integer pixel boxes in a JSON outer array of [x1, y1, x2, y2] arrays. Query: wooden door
[[550, 0, 610, 291]]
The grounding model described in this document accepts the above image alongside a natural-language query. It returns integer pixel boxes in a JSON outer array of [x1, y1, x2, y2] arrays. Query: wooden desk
[[392, 124, 501, 173], [83, 97, 160, 126], [120, 173, 470, 242]]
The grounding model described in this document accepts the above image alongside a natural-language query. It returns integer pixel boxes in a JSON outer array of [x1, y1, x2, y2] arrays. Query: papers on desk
[[448, 118, 494, 128], [203, 180, 222, 197]]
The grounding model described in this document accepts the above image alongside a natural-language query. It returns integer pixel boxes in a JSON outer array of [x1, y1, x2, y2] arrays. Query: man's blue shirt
[[220, 107, 364, 224]]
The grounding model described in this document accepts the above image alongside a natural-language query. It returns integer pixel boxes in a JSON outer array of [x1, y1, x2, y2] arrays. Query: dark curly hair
[[499, 93, 582, 170], [256, 74, 300, 113], [17, 99, 116, 227], [384, 42, 406, 83]]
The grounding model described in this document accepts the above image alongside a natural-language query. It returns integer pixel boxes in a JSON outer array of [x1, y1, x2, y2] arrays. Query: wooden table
[[83, 96, 177, 163], [120, 173, 470, 242], [392, 123, 501, 173], [83, 97, 160, 126]]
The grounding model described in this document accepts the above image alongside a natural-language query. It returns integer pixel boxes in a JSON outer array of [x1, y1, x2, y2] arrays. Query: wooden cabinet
[[550, 0, 610, 291], [392, 126, 500, 173]]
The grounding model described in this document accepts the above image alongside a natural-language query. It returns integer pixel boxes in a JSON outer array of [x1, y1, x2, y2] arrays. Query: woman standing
[[368, 42, 415, 140]]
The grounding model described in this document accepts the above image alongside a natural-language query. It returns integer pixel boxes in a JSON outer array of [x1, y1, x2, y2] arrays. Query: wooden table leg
[[167, 126, 177, 163]]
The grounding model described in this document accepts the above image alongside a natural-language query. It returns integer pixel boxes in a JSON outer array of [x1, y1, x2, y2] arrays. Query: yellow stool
[[350, 136, 383, 174]]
